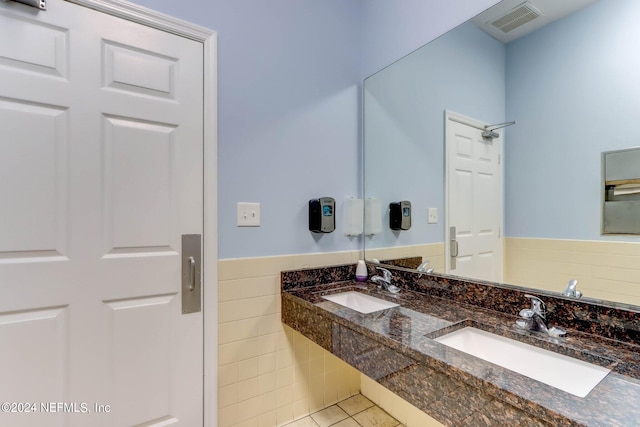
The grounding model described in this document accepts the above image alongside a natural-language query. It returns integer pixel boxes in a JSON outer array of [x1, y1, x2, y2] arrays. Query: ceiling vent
[[489, 2, 543, 33]]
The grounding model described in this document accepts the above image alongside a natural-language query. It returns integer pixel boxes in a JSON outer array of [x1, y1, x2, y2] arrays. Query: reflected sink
[[435, 327, 611, 397], [322, 291, 398, 314]]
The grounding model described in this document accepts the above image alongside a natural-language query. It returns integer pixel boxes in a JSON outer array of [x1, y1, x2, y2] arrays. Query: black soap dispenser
[[389, 201, 411, 230], [309, 197, 335, 233]]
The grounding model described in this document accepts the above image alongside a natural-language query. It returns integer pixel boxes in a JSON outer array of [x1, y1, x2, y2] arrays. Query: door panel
[[0, 14, 68, 78], [0, 1, 203, 425], [102, 115, 177, 253], [104, 295, 175, 426], [103, 41, 177, 99], [0, 307, 68, 427], [0, 98, 68, 258]]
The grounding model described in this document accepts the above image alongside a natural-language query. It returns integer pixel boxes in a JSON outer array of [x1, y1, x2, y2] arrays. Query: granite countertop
[[282, 275, 640, 427]]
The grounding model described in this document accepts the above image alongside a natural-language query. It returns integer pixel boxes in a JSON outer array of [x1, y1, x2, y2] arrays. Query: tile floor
[[283, 394, 404, 427]]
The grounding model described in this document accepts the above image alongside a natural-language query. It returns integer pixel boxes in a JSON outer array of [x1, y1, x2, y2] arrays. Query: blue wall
[[505, 0, 640, 241], [364, 22, 506, 249], [361, 0, 499, 78], [129, 0, 362, 259], [128, 0, 498, 259]]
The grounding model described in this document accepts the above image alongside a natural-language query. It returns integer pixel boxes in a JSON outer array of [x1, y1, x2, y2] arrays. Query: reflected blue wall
[[505, 0, 640, 241], [361, 0, 499, 78], [364, 22, 506, 248]]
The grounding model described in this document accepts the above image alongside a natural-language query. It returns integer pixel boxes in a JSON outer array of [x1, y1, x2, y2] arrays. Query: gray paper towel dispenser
[[602, 147, 640, 234]]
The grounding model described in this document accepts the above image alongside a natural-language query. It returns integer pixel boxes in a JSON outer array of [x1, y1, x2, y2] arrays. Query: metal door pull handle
[[449, 226, 458, 270], [188, 256, 196, 291], [182, 234, 201, 314], [451, 240, 459, 258]]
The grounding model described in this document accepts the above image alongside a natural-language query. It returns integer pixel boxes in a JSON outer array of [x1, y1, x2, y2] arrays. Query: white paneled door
[[445, 111, 503, 282], [0, 0, 204, 426]]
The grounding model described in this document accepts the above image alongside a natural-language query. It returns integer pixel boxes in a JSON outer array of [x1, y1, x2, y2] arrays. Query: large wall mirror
[[363, 0, 640, 308]]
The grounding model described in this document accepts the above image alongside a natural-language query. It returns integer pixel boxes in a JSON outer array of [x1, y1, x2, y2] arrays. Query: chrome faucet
[[417, 261, 434, 274], [371, 267, 400, 294], [562, 279, 582, 298], [516, 294, 565, 337]]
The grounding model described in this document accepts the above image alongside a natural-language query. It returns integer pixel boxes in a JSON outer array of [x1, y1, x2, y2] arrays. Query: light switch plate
[[237, 202, 260, 226], [428, 208, 438, 224]]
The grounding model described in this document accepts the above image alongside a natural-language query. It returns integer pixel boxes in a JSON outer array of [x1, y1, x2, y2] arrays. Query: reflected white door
[[445, 111, 503, 282], [0, 0, 204, 426]]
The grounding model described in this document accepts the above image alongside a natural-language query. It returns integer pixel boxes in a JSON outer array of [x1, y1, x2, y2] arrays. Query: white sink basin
[[321, 291, 398, 314], [435, 327, 611, 397]]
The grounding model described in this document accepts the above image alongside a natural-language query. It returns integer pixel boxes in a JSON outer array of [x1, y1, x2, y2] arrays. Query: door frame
[[65, 0, 218, 424], [444, 110, 504, 277]]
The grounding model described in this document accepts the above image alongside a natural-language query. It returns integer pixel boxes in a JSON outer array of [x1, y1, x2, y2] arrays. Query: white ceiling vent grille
[[489, 2, 543, 33]]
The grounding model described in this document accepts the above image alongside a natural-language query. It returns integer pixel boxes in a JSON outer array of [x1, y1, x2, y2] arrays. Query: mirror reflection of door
[[445, 111, 503, 282]]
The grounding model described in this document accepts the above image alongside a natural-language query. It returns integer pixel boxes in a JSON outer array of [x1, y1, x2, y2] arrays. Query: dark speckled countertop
[[281, 264, 640, 427]]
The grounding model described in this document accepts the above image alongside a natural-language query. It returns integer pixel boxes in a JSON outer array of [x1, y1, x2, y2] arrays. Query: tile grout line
[[283, 394, 402, 427]]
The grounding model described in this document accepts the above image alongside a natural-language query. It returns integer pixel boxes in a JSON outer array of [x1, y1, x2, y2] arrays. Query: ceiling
[[472, 0, 599, 43]]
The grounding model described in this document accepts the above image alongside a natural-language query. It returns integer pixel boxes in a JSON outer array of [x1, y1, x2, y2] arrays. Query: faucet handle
[[518, 308, 535, 318], [562, 279, 582, 298], [416, 260, 434, 275], [375, 267, 392, 281], [417, 261, 430, 271], [524, 294, 546, 319]]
